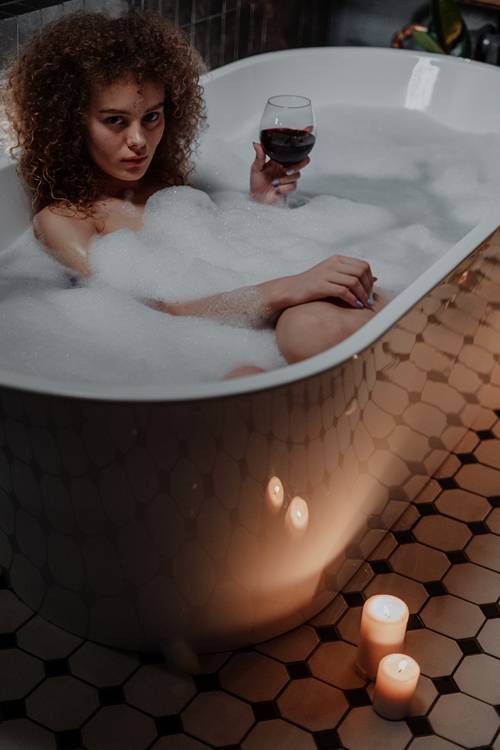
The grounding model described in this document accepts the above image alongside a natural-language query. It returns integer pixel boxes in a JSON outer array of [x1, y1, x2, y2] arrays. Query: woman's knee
[[275, 303, 341, 363], [275, 301, 371, 364]]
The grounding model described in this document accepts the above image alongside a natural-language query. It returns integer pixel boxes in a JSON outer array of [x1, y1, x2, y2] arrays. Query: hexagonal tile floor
[[1, 415, 500, 750]]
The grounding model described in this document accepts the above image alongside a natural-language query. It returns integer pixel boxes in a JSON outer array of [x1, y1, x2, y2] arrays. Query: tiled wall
[[0, 0, 333, 72]]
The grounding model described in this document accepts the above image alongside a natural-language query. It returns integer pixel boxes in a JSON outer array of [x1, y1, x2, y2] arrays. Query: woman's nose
[[126, 124, 146, 149]]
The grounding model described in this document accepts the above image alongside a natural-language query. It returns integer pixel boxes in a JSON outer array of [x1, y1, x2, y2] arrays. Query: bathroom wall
[[327, 0, 500, 49], [0, 0, 332, 72]]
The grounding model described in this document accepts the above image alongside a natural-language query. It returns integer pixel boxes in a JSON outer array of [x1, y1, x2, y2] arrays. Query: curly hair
[[0, 9, 206, 217]]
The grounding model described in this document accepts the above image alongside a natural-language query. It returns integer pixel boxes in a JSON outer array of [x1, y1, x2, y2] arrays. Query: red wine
[[260, 128, 316, 166]]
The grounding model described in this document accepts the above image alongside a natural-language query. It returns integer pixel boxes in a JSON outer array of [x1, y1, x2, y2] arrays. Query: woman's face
[[86, 77, 165, 183]]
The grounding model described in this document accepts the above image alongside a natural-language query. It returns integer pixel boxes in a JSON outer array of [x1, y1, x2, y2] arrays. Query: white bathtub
[[1, 47, 500, 656]]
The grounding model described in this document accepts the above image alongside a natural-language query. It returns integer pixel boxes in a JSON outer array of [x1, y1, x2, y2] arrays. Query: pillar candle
[[373, 653, 420, 720], [356, 594, 409, 679]]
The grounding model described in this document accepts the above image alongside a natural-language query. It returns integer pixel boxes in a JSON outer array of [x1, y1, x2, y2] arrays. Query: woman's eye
[[143, 111, 160, 123], [104, 116, 124, 126]]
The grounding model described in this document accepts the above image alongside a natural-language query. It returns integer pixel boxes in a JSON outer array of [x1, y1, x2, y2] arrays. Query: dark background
[[1, 0, 500, 72]]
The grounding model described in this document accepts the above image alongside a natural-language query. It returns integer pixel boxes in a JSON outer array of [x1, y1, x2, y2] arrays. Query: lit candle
[[285, 496, 309, 536], [266, 476, 284, 513], [356, 595, 409, 679], [373, 653, 420, 720]]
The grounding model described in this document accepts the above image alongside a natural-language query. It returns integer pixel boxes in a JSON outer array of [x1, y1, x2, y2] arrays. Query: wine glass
[[259, 94, 316, 207]]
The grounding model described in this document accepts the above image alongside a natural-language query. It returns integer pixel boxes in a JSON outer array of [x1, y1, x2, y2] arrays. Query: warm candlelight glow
[[373, 653, 420, 720], [356, 595, 409, 679], [266, 476, 284, 513], [285, 496, 309, 535]]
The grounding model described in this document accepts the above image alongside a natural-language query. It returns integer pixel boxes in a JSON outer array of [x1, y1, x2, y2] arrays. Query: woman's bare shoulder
[[33, 203, 97, 242]]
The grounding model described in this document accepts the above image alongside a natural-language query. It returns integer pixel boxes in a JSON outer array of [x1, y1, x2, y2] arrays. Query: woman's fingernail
[[272, 179, 280, 188], [355, 300, 364, 309], [367, 293, 374, 306], [286, 168, 295, 176]]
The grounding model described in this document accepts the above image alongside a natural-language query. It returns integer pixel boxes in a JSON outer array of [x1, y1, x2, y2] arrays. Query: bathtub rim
[[200, 43, 499, 86], [0, 46, 499, 402]]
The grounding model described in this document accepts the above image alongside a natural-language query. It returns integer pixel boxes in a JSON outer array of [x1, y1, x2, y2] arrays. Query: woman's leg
[[224, 365, 266, 379], [275, 291, 391, 364]]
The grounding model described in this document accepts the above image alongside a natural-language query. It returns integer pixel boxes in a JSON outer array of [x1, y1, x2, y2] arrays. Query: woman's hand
[[267, 255, 377, 312], [250, 142, 310, 204]]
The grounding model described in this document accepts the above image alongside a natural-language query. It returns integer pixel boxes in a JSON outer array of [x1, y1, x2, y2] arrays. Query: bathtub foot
[[160, 637, 201, 675]]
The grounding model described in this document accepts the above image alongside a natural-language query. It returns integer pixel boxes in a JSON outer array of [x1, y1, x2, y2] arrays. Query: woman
[[1, 9, 381, 375]]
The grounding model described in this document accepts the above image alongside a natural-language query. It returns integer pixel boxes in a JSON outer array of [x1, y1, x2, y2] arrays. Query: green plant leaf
[[431, 0, 465, 51], [412, 28, 445, 54]]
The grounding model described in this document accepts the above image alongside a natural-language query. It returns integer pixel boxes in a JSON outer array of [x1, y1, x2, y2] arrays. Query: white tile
[[151, 738, 209, 750], [444, 562, 500, 604], [390, 544, 449, 583], [486, 507, 500, 533], [436, 489, 490, 522], [125, 665, 195, 716], [364, 572, 428, 613], [182, 691, 253, 746], [404, 629, 461, 678], [309, 641, 366, 690], [420, 595, 484, 639], [478, 619, 500, 658], [413, 516, 471, 552], [26, 675, 99, 731], [242, 719, 316, 750], [409, 739, 461, 750], [82, 705, 157, 750], [0, 719, 56, 750], [466, 534, 500, 572], [339, 705, 411, 750], [257, 625, 318, 662], [429, 693, 498, 747], [278, 677, 348, 731], [455, 463, 500, 497], [17, 615, 82, 659], [219, 652, 288, 702], [70, 642, 140, 687], [0, 649, 44, 700], [454, 654, 500, 704]]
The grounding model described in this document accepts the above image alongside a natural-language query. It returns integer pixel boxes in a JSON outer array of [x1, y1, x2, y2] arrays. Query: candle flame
[[397, 659, 408, 673]]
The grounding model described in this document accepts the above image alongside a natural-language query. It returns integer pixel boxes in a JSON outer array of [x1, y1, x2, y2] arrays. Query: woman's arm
[[151, 255, 376, 328], [33, 206, 94, 278]]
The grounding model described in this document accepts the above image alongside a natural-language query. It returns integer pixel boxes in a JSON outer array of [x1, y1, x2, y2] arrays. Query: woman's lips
[[122, 156, 148, 165]]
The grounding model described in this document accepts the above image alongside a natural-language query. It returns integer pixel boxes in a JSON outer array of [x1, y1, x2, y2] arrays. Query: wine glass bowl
[[259, 94, 316, 205]]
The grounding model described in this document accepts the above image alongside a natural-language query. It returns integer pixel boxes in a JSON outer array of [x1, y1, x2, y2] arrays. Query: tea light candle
[[356, 594, 409, 679], [373, 653, 420, 720]]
